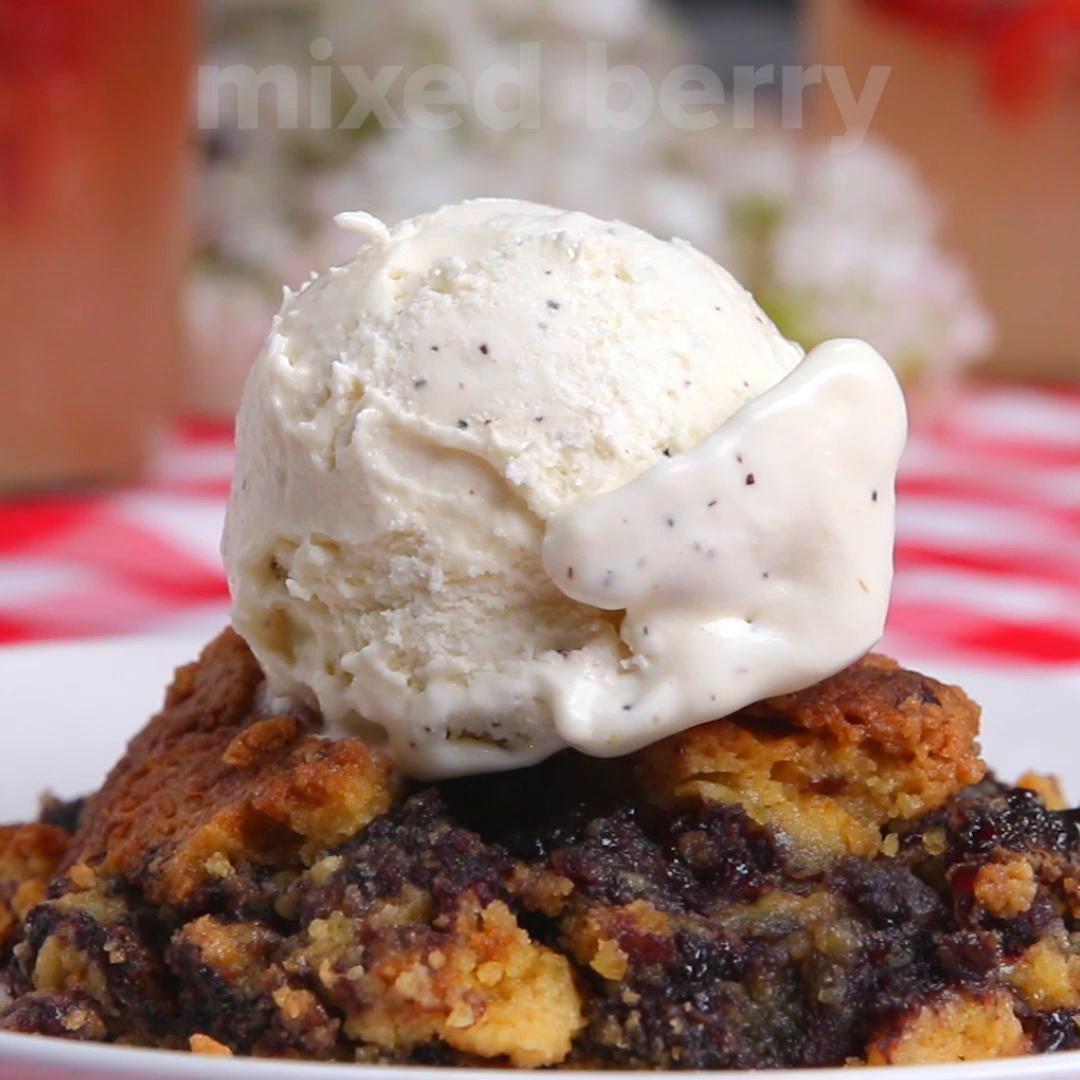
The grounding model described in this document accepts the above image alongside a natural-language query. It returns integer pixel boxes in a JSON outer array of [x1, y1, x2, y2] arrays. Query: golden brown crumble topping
[[637, 654, 985, 868], [68, 630, 398, 906]]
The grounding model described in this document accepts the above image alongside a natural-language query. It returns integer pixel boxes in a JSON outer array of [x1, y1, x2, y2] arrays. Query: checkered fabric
[[2, 386, 1079, 664]]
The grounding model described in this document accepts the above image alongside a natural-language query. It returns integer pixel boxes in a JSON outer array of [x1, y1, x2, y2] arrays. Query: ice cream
[[223, 198, 907, 778]]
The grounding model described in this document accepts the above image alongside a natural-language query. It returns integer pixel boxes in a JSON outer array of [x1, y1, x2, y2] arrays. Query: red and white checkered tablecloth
[[2, 386, 1079, 665]]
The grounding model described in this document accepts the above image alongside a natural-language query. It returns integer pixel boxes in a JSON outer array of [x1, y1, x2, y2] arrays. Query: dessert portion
[[2, 630, 1080, 1068], [2, 199, 1075, 1069], [223, 199, 905, 777]]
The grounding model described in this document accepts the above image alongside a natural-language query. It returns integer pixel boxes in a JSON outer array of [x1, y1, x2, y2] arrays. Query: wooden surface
[[807, 0, 1080, 381]]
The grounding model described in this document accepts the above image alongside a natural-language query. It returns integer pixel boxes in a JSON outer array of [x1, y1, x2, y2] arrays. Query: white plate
[[1, 632, 1080, 1080]]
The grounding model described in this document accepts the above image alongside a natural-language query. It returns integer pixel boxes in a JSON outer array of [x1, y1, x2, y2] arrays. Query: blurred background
[[1, 0, 1078, 664]]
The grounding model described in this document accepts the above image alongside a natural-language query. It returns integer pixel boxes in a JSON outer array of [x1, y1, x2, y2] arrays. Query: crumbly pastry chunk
[[1018, 771, 1069, 812], [637, 654, 986, 869], [190, 1033, 233, 1056], [0, 824, 70, 955], [866, 989, 1030, 1064], [3, 631, 1080, 1069], [68, 630, 399, 907]]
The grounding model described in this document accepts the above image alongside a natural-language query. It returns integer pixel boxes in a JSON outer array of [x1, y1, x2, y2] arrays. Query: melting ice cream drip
[[542, 339, 908, 752]]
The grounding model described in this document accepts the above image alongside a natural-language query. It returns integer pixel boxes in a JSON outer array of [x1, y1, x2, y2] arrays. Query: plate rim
[[3, 1031, 1080, 1080]]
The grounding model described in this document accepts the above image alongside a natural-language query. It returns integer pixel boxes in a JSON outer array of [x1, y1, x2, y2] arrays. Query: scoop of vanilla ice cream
[[223, 198, 806, 775]]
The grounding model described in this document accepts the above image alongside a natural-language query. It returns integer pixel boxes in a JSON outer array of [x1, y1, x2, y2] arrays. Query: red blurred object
[[987, 1, 1080, 113], [0, 2, 94, 212], [0, 0, 197, 489], [861, 0, 1013, 36], [861, 0, 1080, 113]]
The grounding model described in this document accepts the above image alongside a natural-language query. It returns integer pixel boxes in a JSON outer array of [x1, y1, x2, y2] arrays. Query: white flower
[[191, 0, 993, 412], [755, 141, 994, 387]]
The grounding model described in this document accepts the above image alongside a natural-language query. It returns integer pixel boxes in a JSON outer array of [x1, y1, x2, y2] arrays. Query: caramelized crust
[[749, 654, 982, 761], [69, 629, 398, 906], [637, 655, 986, 867]]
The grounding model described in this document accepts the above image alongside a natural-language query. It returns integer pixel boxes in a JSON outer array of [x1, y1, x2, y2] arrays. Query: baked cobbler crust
[[2, 629, 1079, 1069]]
